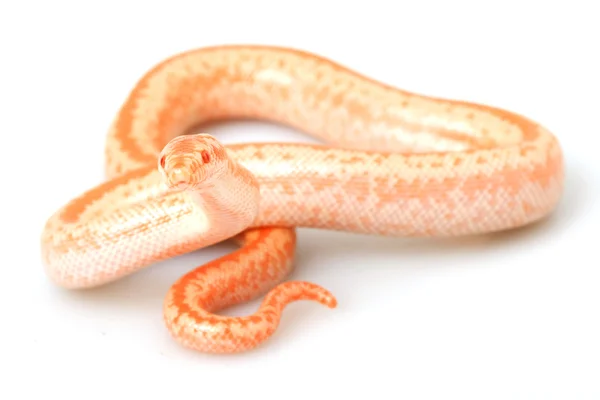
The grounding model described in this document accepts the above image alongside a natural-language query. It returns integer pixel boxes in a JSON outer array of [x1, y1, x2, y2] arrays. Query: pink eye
[[201, 150, 211, 164]]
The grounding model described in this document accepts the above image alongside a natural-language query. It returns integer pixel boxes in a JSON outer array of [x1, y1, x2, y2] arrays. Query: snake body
[[41, 45, 564, 353]]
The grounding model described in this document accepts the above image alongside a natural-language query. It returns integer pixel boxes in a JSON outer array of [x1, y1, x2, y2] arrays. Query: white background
[[1, 1, 599, 399]]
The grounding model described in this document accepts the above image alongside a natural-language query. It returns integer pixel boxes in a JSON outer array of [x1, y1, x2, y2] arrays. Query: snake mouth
[[164, 165, 192, 190], [160, 153, 208, 192]]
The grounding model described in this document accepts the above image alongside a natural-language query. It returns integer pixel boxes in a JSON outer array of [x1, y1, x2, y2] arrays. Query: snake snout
[[166, 166, 191, 190]]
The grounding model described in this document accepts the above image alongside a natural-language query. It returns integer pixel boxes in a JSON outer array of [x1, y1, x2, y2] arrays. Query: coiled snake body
[[40, 45, 564, 353]]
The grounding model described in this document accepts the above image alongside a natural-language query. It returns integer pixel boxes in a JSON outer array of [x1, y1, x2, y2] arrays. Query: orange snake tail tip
[[264, 280, 338, 310]]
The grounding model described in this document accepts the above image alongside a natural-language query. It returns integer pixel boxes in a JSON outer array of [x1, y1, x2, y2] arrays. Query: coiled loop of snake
[[40, 45, 564, 353]]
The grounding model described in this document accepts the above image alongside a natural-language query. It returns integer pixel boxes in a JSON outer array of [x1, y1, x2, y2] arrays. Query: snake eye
[[159, 155, 166, 169], [201, 150, 211, 164]]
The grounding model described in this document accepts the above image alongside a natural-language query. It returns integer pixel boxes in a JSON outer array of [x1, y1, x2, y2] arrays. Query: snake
[[40, 45, 564, 354]]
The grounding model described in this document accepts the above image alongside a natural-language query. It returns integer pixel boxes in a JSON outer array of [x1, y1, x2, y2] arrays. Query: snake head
[[158, 133, 227, 191]]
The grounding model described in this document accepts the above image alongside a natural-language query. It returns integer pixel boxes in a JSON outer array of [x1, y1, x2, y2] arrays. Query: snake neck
[[188, 159, 260, 238]]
